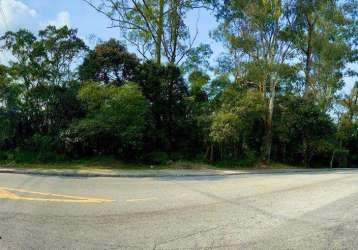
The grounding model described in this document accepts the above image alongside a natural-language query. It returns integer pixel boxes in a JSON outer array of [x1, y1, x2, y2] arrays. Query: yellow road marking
[[126, 197, 158, 202], [0, 187, 114, 203]]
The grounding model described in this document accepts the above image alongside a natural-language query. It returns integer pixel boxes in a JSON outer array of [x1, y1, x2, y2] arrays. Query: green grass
[[0, 149, 307, 171], [0, 160, 217, 171], [0, 157, 304, 171], [0, 158, 158, 171]]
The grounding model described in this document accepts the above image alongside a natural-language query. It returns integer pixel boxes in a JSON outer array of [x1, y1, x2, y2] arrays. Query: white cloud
[[0, 0, 38, 64], [0, 1, 72, 64], [0, 0, 38, 33], [0, 0, 71, 33], [48, 11, 71, 28]]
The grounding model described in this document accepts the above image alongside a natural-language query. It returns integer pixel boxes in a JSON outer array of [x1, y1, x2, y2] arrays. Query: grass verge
[[0, 157, 304, 171]]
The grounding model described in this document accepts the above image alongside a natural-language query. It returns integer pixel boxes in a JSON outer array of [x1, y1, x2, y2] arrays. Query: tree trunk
[[303, 19, 313, 98], [262, 82, 276, 164], [302, 18, 314, 165], [210, 144, 214, 162], [155, 0, 165, 64], [205, 145, 210, 159], [169, 0, 179, 64], [330, 150, 336, 168]]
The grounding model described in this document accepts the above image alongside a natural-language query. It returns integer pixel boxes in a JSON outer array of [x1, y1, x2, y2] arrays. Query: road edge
[[0, 167, 357, 178]]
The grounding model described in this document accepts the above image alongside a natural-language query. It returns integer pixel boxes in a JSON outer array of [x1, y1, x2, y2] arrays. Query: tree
[[340, 82, 358, 124], [135, 61, 189, 152], [79, 39, 140, 86], [210, 87, 266, 161], [0, 65, 22, 148], [273, 95, 336, 167], [0, 26, 87, 154], [188, 70, 210, 100], [1, 26, 87, 88], [62, 82, 149, 157], [213, 0, 296, 163], [185, 74, 212, 158], [286, 0, 357, 104], [83, 0, 211, 65], [0, 2, 356, 166], [337, 82, 358, 166], [0, 65, 21, 110], [22, 84, 84, 135]]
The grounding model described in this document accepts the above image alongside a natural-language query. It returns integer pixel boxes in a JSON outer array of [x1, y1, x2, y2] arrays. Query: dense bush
[[61, 82, 149, 158]]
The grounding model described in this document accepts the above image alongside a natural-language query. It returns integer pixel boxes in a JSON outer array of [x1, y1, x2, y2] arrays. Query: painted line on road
[[126, 197, 159, 202], [0, 186, 114, 204]]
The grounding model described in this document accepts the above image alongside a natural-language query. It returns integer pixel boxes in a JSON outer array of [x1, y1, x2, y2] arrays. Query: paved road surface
[[1, 170, 358, 249]]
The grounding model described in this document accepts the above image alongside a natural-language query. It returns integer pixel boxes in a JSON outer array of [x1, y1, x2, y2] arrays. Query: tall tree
[[0, 65, 22, 148], [136, 61, 189, 152], [1, 26, 87, 88], [283, 0, 357, 163], [83, 0, 210, 65], [286, 0, 357, 103], [213, 0, 296, 163], [79, 39, 140, 86], [336, 82, 358, 166], [0, 26, 87, 152], [210, 88, 265, 162]]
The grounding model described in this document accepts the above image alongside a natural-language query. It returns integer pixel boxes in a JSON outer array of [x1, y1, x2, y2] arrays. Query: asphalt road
[[1, 170, 358, 249]]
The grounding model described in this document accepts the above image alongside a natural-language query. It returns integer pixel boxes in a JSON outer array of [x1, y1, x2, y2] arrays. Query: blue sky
[[4, 0, 219, 49], [0, 0, 356, 93]]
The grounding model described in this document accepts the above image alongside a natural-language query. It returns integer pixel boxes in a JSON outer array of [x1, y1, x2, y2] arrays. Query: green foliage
[[84, 0, 211, 65], [273, 95, 336, 166], [136, 61, 191, 153], [189, 70, 210, 95], [0, 3, 357, 168], [210, 111, 240, 145], [0, 149, 68, 163], [0, 66, 22, 148], [181, 44, 213, 73], [62, 82, 149, 158], [141, 151, 170, 165], [210, 88, 266, 160], [79, 39, 139, 86], [284, 0, 357, 107], [1, 26, 87, 87], [215, 150, 259, 168]]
